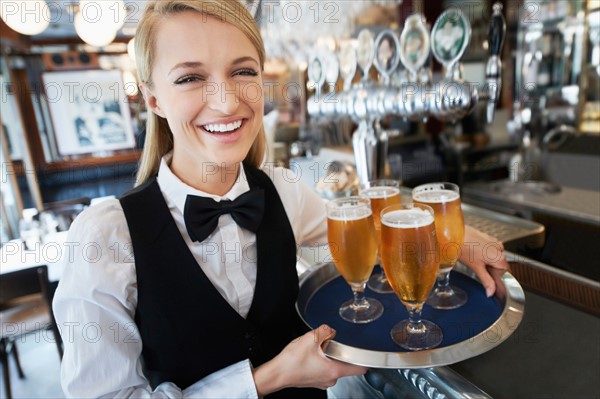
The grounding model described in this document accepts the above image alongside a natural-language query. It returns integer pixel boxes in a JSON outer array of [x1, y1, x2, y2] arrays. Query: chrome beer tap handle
[[307, 52, 326, 118], [352, 29, 379, 183], [372, 29, 402, 178], [371, 29, 401, 117], [485, 2, 507, 124], [320, 50, 340, 117], [339, 41, 358, 92], [352, 119, 378, 184], [350, 29, 376, 121], [398, 14, 431, 122], [430, 8, 471, 80], [336, 41, 358, 117], [399, 14, 430, 83], [429, 7, 476, 122], [357, 29, 375, 83], [374, 29, 402, 87]]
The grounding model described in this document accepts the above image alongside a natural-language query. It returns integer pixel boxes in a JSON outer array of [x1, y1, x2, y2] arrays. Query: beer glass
[[413, 182, 467, 309], [380, 203, 443, 350], [359, 180, 402, 294], [327, 196, 384, 323]]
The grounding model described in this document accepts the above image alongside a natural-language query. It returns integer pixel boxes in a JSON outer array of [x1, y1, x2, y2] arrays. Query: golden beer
[[413, 189, 465, 272], [362, 187, 402, 228], [380, 208, 439, 304], [327, 210, 378, 287], [361, 186, 401, 255], [327, 197, 384, 323]]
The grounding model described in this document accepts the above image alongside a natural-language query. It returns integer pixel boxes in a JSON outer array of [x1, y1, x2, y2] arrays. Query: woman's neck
[[171, 161, 241, 196]]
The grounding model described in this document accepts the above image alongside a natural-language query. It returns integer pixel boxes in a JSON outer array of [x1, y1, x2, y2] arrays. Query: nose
[[205, 78, 239, 115]]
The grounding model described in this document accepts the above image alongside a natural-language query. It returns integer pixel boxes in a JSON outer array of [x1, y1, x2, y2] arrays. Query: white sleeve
[[269, 167, 328, 247], [53, 201, 258, 398]]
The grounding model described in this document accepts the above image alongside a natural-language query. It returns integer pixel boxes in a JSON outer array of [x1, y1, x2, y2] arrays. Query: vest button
[[245, 332, 254, 340]]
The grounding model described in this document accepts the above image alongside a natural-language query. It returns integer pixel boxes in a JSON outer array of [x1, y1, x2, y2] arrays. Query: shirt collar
[[157, 154, 250, 215]]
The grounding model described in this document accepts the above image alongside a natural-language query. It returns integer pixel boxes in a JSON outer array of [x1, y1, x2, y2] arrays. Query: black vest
[[119, 164, 325, 398]]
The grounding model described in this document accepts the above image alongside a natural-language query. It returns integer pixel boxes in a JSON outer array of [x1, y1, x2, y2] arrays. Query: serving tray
[[296, 263, 525, 369]]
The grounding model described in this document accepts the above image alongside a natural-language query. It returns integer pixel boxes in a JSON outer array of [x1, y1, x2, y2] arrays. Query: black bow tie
[[183, 189, 265, 243]]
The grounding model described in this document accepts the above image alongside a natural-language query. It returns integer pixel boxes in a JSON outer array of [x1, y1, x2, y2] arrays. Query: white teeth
[[203, 120, 242, 133]]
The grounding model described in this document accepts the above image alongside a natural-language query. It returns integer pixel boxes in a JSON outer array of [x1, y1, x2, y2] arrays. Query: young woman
[[53, 1, 365, 397], [53, 0, 509, 397]]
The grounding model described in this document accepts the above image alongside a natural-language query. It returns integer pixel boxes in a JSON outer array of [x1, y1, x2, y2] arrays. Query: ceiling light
[[74, 11, 117, 47], [78, 0, 127, 32], [73, 1, 127, 47], [0, 0, 50, 36]]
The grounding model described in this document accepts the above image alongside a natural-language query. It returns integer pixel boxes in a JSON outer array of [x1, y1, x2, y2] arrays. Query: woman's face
[[143, 11, 263, 173]]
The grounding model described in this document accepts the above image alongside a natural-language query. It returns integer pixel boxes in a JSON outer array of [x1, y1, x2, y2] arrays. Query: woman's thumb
[[315, 324, 336, 345]]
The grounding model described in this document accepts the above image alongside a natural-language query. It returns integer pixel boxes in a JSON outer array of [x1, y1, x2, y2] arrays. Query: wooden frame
[[0, 64, 24, 160], [42, 69, 136, 156]]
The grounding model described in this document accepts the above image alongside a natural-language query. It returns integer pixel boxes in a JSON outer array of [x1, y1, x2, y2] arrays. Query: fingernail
[[486, 287, 494, 297]]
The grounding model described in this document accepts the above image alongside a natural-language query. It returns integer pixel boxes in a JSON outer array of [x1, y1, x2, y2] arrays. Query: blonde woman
[[54, 0, 509, 397], [53, 1, 365, 397]]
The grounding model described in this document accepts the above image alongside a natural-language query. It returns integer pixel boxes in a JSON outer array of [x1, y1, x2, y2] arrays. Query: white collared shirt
[[53, 158, 327, 398]]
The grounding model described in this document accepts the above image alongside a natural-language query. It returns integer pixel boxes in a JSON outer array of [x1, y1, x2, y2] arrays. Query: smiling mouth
[[202, 120, 243, 133]]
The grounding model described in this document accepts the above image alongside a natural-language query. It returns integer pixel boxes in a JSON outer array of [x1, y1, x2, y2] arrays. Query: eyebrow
[[168, 57, 259, 75]]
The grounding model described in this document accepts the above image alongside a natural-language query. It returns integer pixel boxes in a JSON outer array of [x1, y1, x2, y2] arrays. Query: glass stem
[[436, 270, 452, 294], [379, 267, 387, 279], [406, 304, 425, 332], [352, 288, 369, 309]]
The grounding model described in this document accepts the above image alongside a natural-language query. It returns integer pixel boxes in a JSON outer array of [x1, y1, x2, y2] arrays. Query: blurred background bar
[[1, 1, 599, 398]]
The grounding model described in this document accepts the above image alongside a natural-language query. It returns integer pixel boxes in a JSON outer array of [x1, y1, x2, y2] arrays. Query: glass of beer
[[326, 196, 384, 323], [380, 203, 443, 350], [359, 180, 402, 294], [412, 182, 467, 309]]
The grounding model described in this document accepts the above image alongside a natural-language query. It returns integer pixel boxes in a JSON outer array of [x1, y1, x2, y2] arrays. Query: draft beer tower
[[307, 3, 507, 184]]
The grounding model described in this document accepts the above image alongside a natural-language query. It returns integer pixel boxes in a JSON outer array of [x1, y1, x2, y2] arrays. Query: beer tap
[[308, 3, 506, 124], [336, 41, 357, 118], [429, 8, 476, 122], [398, 13, 431, 122], [351, 29, 378, 184], [306, 3, 508, 174], [485, 2, 507, 124], [306, 52, 327, 120], [371, 29, 402, 179], [321, 51, 340, 118]]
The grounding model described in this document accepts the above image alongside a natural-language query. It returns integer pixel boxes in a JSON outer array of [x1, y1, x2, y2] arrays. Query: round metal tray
[[296, 263, 525, 369]]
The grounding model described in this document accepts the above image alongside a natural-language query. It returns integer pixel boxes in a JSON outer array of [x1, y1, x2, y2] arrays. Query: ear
[[139, 82, 166, 118]]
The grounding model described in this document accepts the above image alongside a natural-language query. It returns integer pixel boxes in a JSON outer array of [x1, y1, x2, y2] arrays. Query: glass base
[[390, 319, 443, 351], [339, 297, 384, 324], [367, 272, 395, 294], [426, 285, 468, 310]]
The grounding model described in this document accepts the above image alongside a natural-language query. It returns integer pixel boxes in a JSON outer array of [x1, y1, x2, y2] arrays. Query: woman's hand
[[460, 225, 511, 299], [252, 324, 367, 396]]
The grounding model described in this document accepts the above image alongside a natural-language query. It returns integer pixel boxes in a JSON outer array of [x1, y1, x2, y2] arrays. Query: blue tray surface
[[304, 267, 503, 352]]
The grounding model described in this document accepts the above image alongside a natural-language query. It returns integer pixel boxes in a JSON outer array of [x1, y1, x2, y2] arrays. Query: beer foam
[[328, 207, 372, 221], [413, 189, 459, 203], [361, 187, 400, 199], [381, 208, 434, 228]]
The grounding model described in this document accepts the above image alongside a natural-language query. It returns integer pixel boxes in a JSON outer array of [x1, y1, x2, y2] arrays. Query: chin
[[206, 152, 247, 168], [219, 145, 254, 164]]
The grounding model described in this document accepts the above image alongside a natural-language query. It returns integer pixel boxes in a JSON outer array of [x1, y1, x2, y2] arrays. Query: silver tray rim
[[296, 262, 526, 369]]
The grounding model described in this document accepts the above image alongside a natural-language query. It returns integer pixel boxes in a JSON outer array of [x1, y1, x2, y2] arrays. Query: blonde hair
[[134, 0, 267, 186]]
